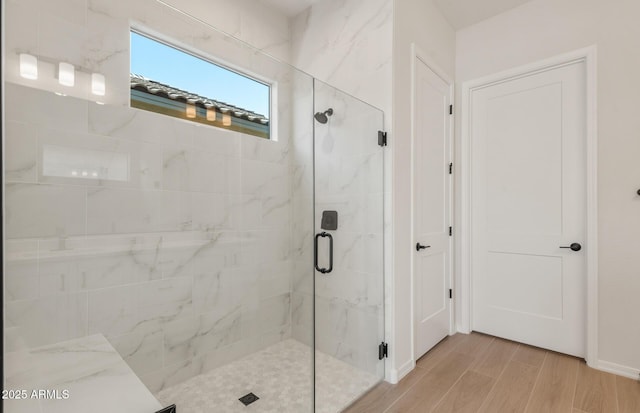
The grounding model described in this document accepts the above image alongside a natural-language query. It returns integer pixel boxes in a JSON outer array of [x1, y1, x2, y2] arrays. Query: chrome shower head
[[314, 108, 334, 124]]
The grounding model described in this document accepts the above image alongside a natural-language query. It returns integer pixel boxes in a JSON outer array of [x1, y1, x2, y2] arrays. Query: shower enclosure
[[2, 1, 385, 412]]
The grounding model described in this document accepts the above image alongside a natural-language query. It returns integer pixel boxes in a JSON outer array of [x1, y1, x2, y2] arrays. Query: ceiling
[[433, 0, 534, 29], [260, 0, 534, 28]]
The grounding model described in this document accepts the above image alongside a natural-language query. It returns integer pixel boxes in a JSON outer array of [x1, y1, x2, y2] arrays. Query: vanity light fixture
[[19, 53, 38, 79], [91, 73, 106, 96], [58, 62, 75, 87]]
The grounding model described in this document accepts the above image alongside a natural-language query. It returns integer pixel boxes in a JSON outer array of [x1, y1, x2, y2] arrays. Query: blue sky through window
[[130, 31, 270, 117]]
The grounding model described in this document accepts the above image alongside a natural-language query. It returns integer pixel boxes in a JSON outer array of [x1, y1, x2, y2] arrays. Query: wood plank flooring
[[344, 333, 640, 413]]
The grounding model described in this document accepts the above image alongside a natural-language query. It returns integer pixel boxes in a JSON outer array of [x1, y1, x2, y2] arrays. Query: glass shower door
[[313, 80, 385, 413], [3, 1, 317, 412]]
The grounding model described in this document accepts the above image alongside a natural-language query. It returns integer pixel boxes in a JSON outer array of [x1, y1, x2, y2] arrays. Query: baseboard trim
[[595, 360, 640, 380], [387, 369, 398, 384], [389, 358, 415, 384]]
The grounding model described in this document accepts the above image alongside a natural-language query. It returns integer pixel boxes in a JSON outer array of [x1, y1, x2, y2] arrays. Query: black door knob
[[560, 243, 582, 252], [416, 243, 431, 251]]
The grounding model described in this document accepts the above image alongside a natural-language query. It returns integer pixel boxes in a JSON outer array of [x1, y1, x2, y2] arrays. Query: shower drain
[[238, 392, 260, 406]]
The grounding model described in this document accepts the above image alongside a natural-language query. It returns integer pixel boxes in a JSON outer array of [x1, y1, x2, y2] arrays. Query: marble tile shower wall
[[3, 0, 302, 393], [291, 0, 393, 122], [290, 0, 392, 379], [290, 75, 316, 350], [4, 83, 295, 391], [292, 82, 384, 377]]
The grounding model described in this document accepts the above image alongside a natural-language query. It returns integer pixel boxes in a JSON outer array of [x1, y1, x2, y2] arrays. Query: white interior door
[[413, 57, 452, 359], [471, 61, 586, 357]]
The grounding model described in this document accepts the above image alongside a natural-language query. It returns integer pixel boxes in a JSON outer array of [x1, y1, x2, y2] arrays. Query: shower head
[[314, 108, 334, 124]]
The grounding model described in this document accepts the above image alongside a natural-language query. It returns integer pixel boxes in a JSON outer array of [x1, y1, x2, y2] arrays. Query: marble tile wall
[[290, 72, 316, 350], [3, 0, 310, 393], [3, 84, 297, 392], [292, 81, 385, 378], [4, 0, 293, 105], [290, 0, 393, 380], [290, 0, 393, 118], [4, 0, 388, 395], [160, 0, 291, 62]]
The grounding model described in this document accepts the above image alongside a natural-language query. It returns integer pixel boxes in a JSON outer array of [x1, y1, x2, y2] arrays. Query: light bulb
[[19, 54, 38, 80], [91, 73, 106, 96], [58, 62, 75, 87]]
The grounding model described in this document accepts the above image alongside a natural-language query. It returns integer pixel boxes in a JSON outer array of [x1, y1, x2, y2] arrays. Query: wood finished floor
[[344, 333, 640, 413]]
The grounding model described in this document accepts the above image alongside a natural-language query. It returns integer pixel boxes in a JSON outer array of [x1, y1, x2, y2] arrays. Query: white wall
[[456, 0, 640, 376], [391, 0, 455, 381]]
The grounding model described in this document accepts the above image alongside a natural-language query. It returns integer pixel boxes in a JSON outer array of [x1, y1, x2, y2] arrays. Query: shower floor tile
[[155, 339, 380, 413]]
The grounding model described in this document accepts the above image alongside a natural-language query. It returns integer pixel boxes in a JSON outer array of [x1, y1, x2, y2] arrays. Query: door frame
[[458, 46, 599, 366], [410, 43, 455, 363]]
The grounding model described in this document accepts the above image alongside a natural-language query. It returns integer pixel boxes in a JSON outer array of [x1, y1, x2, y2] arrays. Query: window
[[130, 31, 271, 139]]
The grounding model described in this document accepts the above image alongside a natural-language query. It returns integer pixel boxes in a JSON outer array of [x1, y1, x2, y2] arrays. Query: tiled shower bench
[[4, 334, 171, 413]]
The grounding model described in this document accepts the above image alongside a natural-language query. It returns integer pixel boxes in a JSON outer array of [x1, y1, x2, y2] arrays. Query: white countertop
[[4, 334, 164, 413]]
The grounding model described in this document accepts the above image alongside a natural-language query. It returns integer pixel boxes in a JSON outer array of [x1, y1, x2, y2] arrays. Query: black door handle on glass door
[[560, 243, 582, 252], [416, 243, 431, 251], [314, 232, 334, 273]]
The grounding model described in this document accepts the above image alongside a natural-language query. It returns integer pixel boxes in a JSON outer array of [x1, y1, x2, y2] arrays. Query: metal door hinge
[[449, 163, 453, 174], [449, 226, 452, 236], [449, 105, 453, 115], [449, 289, 453, 299], [378, 131, 387, 147], [378, 342, 388, 360]]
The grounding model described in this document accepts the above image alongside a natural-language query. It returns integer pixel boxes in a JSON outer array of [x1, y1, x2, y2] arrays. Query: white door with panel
[[471, 61, 586, 357], [413, 57, 452, 359]]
